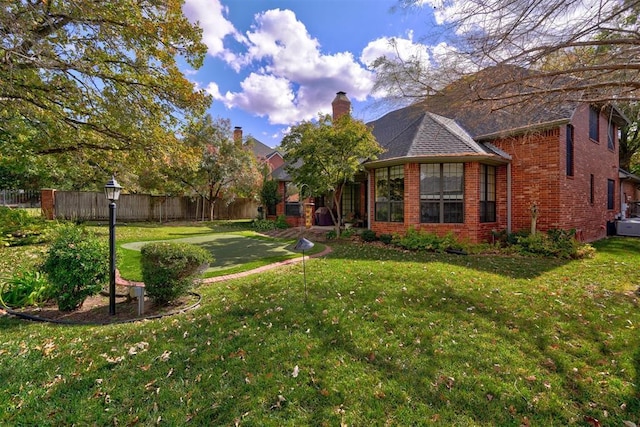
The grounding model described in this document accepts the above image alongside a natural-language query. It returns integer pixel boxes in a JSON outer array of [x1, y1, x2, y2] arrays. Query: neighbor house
[[271, 68, 632, 242]]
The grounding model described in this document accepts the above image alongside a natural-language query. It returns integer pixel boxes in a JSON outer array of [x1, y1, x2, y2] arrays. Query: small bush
[[0, 269, 53, 308], [325, 230, 337, 240], [360, 229, 377, 242], [42, 225, 109, 311], [141, 242, 213, 305], [341, 227, 356, 238], [252, 219, 277, 231], [515, 229, 591, 259], [275, 215, 289, 229], [379, 233, 393, 245]]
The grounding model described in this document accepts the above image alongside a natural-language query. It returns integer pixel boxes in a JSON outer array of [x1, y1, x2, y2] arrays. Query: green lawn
[[119, 231, 319, 280], [0, 229, 639, 426]]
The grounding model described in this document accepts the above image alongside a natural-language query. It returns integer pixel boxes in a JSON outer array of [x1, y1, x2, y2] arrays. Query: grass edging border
[[2, 292, 202, 326]]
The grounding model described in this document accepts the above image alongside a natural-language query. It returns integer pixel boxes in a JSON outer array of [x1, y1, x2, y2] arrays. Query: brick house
[[271, 73, 631, 242]]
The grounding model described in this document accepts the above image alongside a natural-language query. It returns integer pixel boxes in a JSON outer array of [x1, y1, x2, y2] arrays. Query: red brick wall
[[268, 155, 284, 172], [492, 104, 619, 241], [369, 163, 491, 243]]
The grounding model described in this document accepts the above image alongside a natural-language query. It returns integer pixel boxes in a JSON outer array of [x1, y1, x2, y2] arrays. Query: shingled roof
[[367, 106, 509, 165], [416, 65, 627, 140], [247, 136, 282, 160]]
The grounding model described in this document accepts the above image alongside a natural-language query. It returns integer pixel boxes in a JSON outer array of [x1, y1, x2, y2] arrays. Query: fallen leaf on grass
[[584, 416, 601, 427], [157, 350, 171, 362]]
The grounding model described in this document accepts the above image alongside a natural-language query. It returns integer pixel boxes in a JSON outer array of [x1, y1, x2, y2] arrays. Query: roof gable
[[247, 137, 281, 159], [368, 107, 498, 162]]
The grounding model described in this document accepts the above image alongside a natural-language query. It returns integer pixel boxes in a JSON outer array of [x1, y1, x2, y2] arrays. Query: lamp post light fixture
[[104, 176, 122, 315]]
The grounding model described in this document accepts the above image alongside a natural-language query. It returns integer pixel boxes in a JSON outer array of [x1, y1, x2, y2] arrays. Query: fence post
[[41, 189, 56, 219]]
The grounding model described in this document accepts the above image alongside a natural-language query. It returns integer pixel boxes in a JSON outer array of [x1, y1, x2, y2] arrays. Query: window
[[607, 179, 615, 210], [589, 106, 599, 141], [590, 174, 595, 204], [480, 164, 496, 222], [285, 182, 301, 216], [375, 166, 404, 222], [341, 183, 360, 219], [420, 163, 464, 223], [607, 122, 615, 150], [566, 124, 574, 177]]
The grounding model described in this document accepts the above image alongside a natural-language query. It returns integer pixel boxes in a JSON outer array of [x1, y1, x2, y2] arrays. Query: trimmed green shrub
[[275, 215, 289, 229], [392, 228, 460, 253], [360, 229, 377, 242], [0, 269, 53, 308], [341, 227, 356, 238], [252, 219, 277, 231], [379, 233, 393, 245], [42, 225, 109, 311], [141, 242, 213, 305], [325, 230, 337, 240], [515, 229, 592, 259]]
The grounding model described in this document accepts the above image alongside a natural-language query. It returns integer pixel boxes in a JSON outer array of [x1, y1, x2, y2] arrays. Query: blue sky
[[181, 0, 448, 147]]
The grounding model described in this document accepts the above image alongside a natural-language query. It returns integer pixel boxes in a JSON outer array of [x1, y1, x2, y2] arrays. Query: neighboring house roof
[[270, 164, 291, 181], [247, 136, 282, 160], [366, 107, 510, 166], [620, 168, 640, 185]]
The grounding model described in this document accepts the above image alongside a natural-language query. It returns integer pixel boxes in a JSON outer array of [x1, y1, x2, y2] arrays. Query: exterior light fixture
[[104, 176, 122, 315], [294, 237, 314, 301]]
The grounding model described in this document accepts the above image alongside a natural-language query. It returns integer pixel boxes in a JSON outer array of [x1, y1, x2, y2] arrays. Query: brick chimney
[[331, 91, 351, 120], [233, 126, 243, 147]]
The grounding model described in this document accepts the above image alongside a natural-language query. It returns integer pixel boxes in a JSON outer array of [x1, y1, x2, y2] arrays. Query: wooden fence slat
[[52, 191, 258, 221]]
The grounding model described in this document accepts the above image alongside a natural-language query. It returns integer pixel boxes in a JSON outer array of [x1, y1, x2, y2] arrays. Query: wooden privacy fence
[[45, 190, 258, 222]]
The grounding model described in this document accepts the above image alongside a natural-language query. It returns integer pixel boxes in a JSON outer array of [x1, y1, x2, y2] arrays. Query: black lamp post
[[104, 176, 122, 315]]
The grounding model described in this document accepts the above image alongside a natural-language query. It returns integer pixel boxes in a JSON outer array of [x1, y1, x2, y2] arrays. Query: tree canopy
[[0, 0, 211, 190], [175, 115, 262, 220], [379, 0, 640, 105], [281, 114, 383, 233]]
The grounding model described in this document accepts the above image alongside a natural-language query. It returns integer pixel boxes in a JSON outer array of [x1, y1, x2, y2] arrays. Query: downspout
[[507, 162, 512, 233], [366, 170, 371, 229]]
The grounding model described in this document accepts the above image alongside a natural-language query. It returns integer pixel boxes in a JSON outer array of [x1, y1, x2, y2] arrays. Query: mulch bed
[[5, 286, 200, 325]]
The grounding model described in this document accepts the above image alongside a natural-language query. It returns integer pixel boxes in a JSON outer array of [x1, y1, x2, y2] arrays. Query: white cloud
[[360, 31, 432, 68], [197, 7, 377, 125], [183, 0, 245, 69]]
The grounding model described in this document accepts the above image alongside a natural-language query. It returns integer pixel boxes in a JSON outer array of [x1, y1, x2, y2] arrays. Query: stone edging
[[2, 292, 202, 326]]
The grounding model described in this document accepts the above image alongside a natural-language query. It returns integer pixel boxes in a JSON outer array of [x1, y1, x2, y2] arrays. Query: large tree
[[281, 114, 383, 235], [379, 0, 640, 105], [177, 115, 262, 221], [619, 102, 640, 173], [0, 0, 210, 190]]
